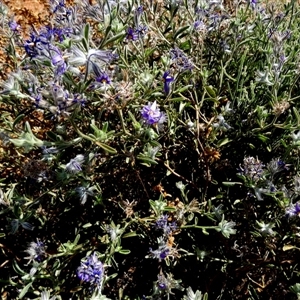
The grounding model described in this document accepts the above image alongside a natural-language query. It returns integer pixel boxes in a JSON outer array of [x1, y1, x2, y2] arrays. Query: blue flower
[[77, 253, 104, 288], [141, 101, 166, 126], [163, 71, 174, 95]]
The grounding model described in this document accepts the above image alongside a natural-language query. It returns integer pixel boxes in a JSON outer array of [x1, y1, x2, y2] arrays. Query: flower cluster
[[240, 156, 265, 182], [149, 238, 172, 261], [155, 214, 177, 236], [157, 272, 183, 294], [77, 253, 104, 289]]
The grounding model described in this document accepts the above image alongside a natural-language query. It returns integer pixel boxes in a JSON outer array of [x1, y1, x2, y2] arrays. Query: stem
[[181, 225, 218, 229]]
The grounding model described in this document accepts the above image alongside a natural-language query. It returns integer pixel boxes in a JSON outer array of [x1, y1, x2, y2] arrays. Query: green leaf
[[82, 37, 89, 53], [174, 85, 193, 93], [182, 286, 208, 300], [10, 121, 46, 152], [84, 23, 90, 42], [222, 182, 242, 187], [217, 138, 231, 147], [205, 86, 217, 98], [19, 282, 33, 299], [137, 154, 158, 166], [13, 114, 25, 128], [290, 283, 300, 294], [102, 32, 124, 47], [118, 249, 131, 255], [174, 25, 190, 39], [12, 259, 26, 276], [283, 244, 297, 251], [257, 134, 269, 143], [95, 141, 117, 154], [123, 231, 138, 238]]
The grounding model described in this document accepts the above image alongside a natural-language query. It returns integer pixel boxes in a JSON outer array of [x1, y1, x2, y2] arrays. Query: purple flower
[[194, 20, 206, 32], [134, 6, 144, 27], [66, 154, 85, 174], [50, 46, 67, 76], [163, 71, 174, 94], [25, 239, 46, 263], [126, 27, 139, 41], [240, 156, 264, 182], [135, 25, 148, 38], [249, 0, 258, 9], [286, 203, 300, 218], [170, 47, 193, 71], [157, 274, 168, 290], [149, 245, 170, 260], [155, 215, 177, 236], [141, 101, 166, 125], [96, 72, 111, 84], [77, 253, 104, 288], [51, 0, 66, 13], [72, 94, 86, 108], [24, 33, 43, 58], [8, 19, 20, 32], [267, 158, 288, 176]]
